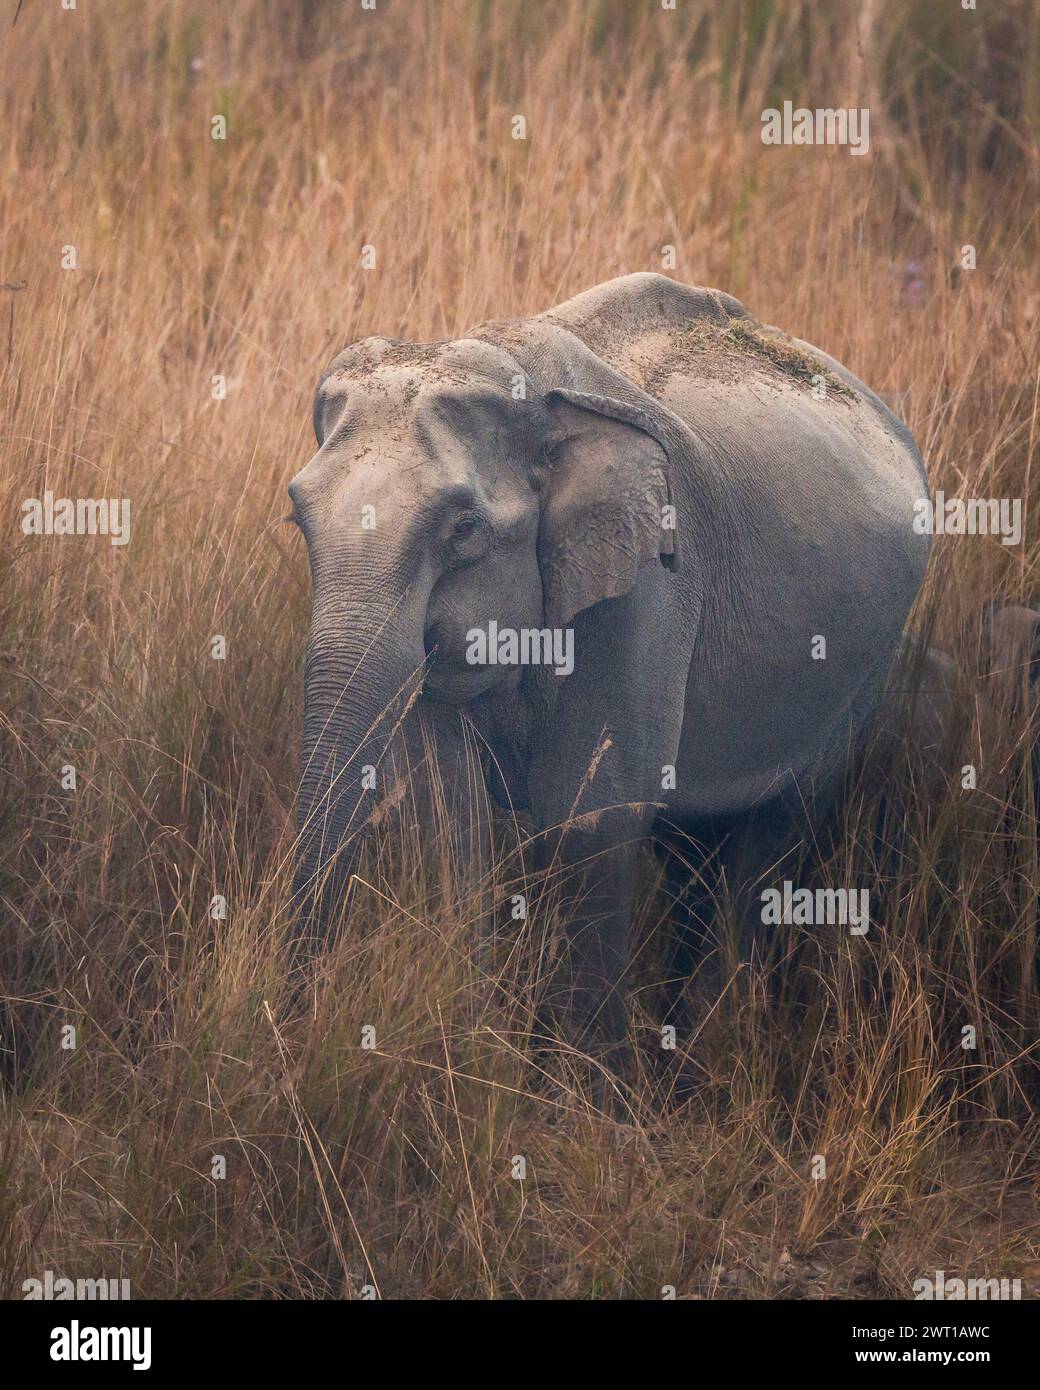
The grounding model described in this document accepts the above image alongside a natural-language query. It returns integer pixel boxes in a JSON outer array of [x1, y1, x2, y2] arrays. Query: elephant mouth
[[423, 625, 516, 702], [423, 662, 509, 703]]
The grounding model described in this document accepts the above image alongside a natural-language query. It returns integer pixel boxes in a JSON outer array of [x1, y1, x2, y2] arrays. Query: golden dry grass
[[1, 0, 1039, 1299]]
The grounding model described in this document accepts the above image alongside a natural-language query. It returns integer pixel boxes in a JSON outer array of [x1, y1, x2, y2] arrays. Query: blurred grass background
[[1, 0, 1038, 1298]]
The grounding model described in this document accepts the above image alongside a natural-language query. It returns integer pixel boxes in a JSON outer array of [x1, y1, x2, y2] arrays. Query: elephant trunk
[[291, 594, 426, 949]]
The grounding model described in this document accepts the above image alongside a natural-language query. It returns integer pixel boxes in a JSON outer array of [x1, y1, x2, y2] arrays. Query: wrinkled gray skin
[[288, 273, 937, 1065]]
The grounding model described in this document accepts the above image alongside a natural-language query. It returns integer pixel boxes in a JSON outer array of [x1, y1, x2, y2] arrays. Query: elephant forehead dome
[[312, 336, 540, 467], [319, 334, 524, 398]]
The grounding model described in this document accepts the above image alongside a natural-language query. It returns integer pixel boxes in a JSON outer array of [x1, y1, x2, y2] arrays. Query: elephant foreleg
[[533, 810, 648, 1098]]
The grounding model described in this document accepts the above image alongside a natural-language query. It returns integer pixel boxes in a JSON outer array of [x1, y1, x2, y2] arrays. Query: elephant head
[[288, 334, 678, 940]]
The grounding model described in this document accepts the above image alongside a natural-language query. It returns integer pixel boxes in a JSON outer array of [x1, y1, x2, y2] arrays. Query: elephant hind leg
[[658, 789, 829, 1011], [714, 792, 825, 972], [856, 634, 961, 805], [872, 603, 1040, 778], [979, 601, 1040, 817], [981, 601, 1040, 719], [872, 605, 1040, 798], [853, 608, 1040, 884]]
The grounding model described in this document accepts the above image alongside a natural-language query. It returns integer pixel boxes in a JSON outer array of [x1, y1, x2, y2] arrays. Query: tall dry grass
[[1, 0, 1039, 1298]]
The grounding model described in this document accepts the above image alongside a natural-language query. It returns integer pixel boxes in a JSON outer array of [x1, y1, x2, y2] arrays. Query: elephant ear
[[313, 338, 399, 444], [539, 388, 679, 629], [313, 356, 353, 445]]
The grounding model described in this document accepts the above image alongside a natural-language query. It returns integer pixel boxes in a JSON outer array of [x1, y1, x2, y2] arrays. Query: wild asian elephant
[[286, 272, 1033, 1074]]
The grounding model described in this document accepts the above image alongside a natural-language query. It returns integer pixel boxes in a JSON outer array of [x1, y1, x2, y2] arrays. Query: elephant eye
[[450, 511, 490, 559]]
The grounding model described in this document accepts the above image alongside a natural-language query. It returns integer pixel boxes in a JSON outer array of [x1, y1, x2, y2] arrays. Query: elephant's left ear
[[539, 388, 680, 630]]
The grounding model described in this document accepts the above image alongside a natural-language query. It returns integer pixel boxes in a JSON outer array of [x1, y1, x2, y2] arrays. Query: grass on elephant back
[[1, 0, 1039, 1298]]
